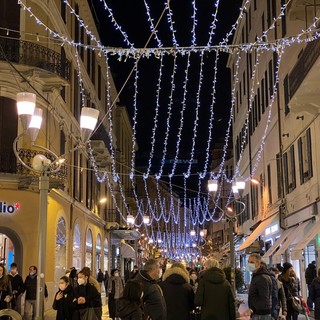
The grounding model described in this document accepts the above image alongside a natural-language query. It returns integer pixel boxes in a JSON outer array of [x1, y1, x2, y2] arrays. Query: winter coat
[[72, 282, 102, 320], [309, 277, 320, 319], [8, 272, 24, 296], [24, 274, 48, 300], [194, 267, 236, 320], [276, 277, 287, 316], [108, 276, 124, 318], [116, 298, 144, 320], [52, 284, 75, 320], [97, 271, 104, 283], [159, 267, 194, 320], [248, 267, 272, 316], [133, 270, 167, 320], [279, 275, 300, 317], [306, 263, 317, 285], [0, 276, 12, 310]]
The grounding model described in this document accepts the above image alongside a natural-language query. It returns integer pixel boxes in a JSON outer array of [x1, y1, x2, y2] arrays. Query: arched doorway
[[73, 222, 82, 270], [55, 217, 67, 282], [85, 229, 93, 270], [0, 227, 23, 272]]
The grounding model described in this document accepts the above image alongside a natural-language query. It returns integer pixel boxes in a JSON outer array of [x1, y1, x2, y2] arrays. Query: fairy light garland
[[206, 0, 220, 47], [165, 0, 179, 47], [156, 54, 178, 179], [143, 0, 163, 48], [191, 0, 198, 47], [144, 54, 165, 179]]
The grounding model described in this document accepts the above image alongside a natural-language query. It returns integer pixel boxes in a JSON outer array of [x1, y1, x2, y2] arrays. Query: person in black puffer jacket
[[306, 261, 317, 309], [195, 258, 236, 320], [133, 258, 166, 320], [310, 267, 320, 320], [160, 263, 194, 320], [116, 281, 144, 320]]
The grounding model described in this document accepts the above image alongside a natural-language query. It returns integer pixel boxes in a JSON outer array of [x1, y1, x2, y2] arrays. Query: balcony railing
[[0, 37, 70, 81], [289, 38, 320, 98]]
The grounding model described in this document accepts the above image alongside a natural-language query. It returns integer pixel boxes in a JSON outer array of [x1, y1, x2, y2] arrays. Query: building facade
[[229, 0, 320, 296]]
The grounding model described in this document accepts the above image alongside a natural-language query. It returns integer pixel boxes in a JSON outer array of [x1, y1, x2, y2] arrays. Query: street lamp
[[208, 178, 246, 294], [13, 92, 99, 320]]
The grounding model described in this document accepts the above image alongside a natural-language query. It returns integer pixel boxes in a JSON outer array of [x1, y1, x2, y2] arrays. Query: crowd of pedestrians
[[0, 257, 319, 320]]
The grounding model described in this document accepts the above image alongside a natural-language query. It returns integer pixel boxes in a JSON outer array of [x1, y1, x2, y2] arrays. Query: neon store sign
[[0, 202, 21, 214]]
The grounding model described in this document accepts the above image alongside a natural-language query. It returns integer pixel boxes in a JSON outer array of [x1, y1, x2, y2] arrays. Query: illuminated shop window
[[85, 229, 93, 270], [96, 234, 101, 274], [104, 238, 109, 272], [55, 217, 67, 282], [73, 222, 82, 270]]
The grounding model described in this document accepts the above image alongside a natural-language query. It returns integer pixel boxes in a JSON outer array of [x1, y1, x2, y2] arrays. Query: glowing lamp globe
[[80, 107, 99, 143], [17, 92, 36, 131], [32, 154, 51, 172]]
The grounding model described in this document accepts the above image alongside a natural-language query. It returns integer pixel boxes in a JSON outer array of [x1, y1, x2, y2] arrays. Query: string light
[[165, 0, 179, 47]]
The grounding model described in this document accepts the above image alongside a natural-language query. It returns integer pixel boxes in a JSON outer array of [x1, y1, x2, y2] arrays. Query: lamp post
[[208, 178, 246, 294], [14, 92, 99, 320]]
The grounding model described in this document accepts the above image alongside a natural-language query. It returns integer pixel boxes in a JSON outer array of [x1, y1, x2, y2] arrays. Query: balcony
[[0, 148, 67, 189], [0, 37, 70, 82]]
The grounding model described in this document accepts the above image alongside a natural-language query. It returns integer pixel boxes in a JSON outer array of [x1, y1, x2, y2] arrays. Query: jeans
[[24, 299, 36, 320], [252, 315, 272, 320]]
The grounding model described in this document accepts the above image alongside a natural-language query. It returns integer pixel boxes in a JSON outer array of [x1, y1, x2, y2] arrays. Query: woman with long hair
[[0, 265, 12, 318], [116, 280, 143, 320]]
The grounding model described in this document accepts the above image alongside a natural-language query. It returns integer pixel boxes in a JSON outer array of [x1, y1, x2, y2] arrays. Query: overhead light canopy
[[80, 107, 100, 143], [190, 229, 196, 237], [143, 215, 150, 224], [17, 92, 36, 131], [126, 214, 135, 225]]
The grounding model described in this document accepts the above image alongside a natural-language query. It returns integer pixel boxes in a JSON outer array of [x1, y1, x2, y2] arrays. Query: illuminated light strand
[[200, 52, 220, 179], [250, 47, 284, 178], [169, 53, 191, 178], [191, 0, 198, 47], [183, 51, 204, 179], [98, 0, 135, 48], [143, 0, 163, 47], [144, 53, 165, 179], [74, 50, 87, 111], [156, 54, 178, 179], [155, 180, 166, 222], [165, 0, 179, 47], [130, 61, 139, 179], [64, 0, 101, 48], [206, 0, 220, 47]]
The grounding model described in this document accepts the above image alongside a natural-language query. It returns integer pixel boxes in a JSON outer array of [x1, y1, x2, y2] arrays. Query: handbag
[[290, 295, 304, 313], [79, 307, 100, 320]]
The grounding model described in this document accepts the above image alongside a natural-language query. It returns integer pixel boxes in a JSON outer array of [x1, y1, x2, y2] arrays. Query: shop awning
[[273, 220, 310, 264], [261, 228, 291, 263], [111, 229, 140, 240], [291, 219, 320, 260], [237, 214, 278, 252], [121, 242, 136, 259]]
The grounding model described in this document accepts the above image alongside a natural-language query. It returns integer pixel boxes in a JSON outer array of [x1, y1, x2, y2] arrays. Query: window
[[252, 184, 259, 219], [55, 217, 66, 282], [85, 229, 93, 269], [281, 0, 287, 37], [298, 128, 313, 184], [268, 60, 274, 98], [243, 72, 246, 96], [74, 4, 80, 50], [265, 70, 269, 107], [73, 222, 82, 270], [261, 79, 265, 114], [284, 146, 296, 193], [73, 150, 80, 201], [96, 234, 102, 274], [284, 74, 290, 115], [267, 0, 272, 28], [239, 82, 242, 105], [61, 0, 66, 23], [254, 0, 257, 10], [261, 13, 265, 40], [276, 153, 283, 199], [98, 65, 102, 100], [267, 164, 272, 204], [104, 238, 109, 272], [73, 70, 80, 121]]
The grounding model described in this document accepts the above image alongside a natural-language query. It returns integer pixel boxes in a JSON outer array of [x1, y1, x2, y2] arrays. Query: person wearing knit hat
[[282, 262, 293, 275], [279, 263, 301, 319]]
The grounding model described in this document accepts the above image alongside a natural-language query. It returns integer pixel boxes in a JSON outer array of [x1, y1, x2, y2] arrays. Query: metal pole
[[35, 174, 49, 320], [229, 218, 236, 295]]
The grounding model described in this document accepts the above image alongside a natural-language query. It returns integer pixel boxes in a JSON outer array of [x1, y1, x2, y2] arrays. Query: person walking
[[189, 269, 198, 293], [309, 267, 320, 319], [133, 258, 167, 320], [116, 280, 144, 320], [73, 267, 102, 320], [104, 270, 109, 293], [306, 261, 316, 310], [107, 268, 124, 320], [279, 262, 300, 320], [195, 258, 236, 320], [24, 265, 48, 320], [160, 262, 194, 320], [247, 253, 273, 319], [7, 262, 24, 314], [269, 267, 287, 319], [96, 269, 104, 292], [0, 265, 12, 314], [52, 276, 75, 320]]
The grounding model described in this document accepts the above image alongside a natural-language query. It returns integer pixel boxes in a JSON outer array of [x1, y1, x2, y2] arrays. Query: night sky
[[92, 0, 243, 197]]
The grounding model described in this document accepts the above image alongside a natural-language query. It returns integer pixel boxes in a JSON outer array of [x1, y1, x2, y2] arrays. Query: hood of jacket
[[116, 298, 139, 318], [201, 267, 226, 284], [308, 263, 316, 270], [162, 267, 190, 284], [135, 270, 157, 284], [252, 266, 271, 278]]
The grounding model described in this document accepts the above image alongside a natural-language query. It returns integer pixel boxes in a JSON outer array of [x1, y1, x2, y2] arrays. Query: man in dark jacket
[[306, 261, 317, 309], [248, 253, 272, 319], [24, 265, 48, 320], [133, 258, 166, 320]]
